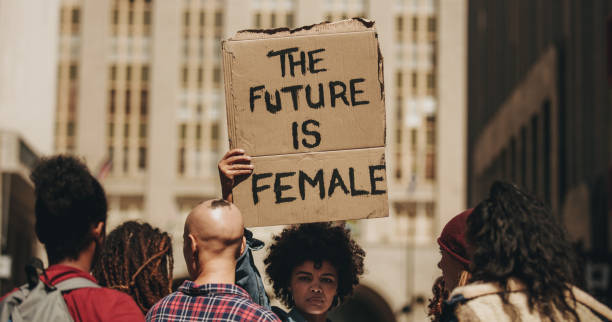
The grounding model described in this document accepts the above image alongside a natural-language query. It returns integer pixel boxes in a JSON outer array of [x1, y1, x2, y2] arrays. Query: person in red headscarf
[[428, 209, 473, 321]]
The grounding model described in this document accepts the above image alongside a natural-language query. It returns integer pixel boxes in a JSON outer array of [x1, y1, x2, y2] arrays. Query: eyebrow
[[321, 273, 337, 278], [295, 271, 312, 276]]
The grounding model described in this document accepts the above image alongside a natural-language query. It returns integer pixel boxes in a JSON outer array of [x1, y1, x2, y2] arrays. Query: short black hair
[[30, 155, 107, 262], [264, 222, 365, 308]]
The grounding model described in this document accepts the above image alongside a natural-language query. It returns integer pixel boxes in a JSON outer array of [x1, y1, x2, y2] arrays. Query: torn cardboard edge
[[230, 18, 376, 41]]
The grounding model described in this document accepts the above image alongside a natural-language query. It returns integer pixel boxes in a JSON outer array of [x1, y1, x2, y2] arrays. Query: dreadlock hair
[[466, 181, 579, 321], [428, 276, 447, 322], [30, 155, 107, 263], [264, 222, 365, 308], [92, 221, 173, 314]]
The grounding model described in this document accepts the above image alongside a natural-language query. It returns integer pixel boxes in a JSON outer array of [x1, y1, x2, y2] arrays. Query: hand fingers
[[229, 164, 254, 170], [222, 148, 246, 160], [225, 154, 252, 164], [228, 169, 253, 176]]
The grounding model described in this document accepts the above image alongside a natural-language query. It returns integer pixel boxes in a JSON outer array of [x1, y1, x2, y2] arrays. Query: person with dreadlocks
[[442, 181, 612, 321], [92, 221, 173, 314]]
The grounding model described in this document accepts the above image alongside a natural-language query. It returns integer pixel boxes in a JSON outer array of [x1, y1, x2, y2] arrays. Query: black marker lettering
[[301, 119, 321, 148], [329, 81, 349, 107], [349, 78, 369, 106], [281, 85, 303, 111], [328, 168, 349, 197], [274, 172, 296, 204], [349, 167, 369, 196], [249, 85, 265, 112], [267, 47, 299, 77], [265, 90, 282, 113], [291, 122, 299, 150], [305, 84, 324, 109], [252, 173, 272, 204], [308, 48, 327, 74], [288, 51, 306, 77], [369, 165, 386, 195], [299, 169, 325, 200]]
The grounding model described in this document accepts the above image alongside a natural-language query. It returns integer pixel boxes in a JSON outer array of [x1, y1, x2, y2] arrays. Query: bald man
[[146, 199, 280, 322]]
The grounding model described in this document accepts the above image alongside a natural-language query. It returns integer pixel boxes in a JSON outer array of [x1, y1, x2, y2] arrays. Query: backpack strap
[[54, 277, 100, 292]]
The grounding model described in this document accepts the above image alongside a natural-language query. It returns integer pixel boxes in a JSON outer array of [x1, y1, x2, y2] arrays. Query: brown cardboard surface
[[223, 19, 388, 226], [223, 21, 385, 156], [233, 147, 388, 227]]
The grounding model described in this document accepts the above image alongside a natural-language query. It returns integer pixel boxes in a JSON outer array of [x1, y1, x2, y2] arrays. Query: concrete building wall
[[0, 0, 60, 155]]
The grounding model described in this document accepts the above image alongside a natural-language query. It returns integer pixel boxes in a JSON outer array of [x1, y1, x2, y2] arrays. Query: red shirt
[[2, 264, 144, 322]]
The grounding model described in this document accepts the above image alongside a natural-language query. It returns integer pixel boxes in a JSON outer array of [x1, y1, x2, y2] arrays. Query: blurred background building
[[466, 0, 612, 306], [50, 0, 467, 320]]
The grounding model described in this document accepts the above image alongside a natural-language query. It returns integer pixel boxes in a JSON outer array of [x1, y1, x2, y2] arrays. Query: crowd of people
[[0, 151, 611, 321]]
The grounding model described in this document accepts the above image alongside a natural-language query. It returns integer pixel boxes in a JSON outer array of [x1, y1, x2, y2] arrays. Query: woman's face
[[437, 249, 464, 291], [290, 260, 338, 316]]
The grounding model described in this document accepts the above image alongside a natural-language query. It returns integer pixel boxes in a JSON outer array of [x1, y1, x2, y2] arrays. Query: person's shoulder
[[238, 299, 281, 322], [70, 287, 144, 321], [145, 291, 184, 321]]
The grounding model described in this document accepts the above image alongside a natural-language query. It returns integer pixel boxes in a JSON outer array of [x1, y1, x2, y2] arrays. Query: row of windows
[[107, 145, 147, 172], [253, 12, 295, 28], [109, 89, 148, 116], [181, 66, 222, 88], [110, 65, 149, 82], [184, 10, 223, 28], [396, 71, 436, 91]]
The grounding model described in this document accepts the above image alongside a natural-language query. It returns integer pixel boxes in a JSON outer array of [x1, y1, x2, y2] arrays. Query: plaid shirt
[[146, 281, 280, 322]]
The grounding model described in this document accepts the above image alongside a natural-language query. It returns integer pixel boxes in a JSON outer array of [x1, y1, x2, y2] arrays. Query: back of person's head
[[184, 199, 244, 278], [264, 222, 365, 308], [93, 221, 173, 314], [467, 181, 578, 320], [30, 155, 107, 263]]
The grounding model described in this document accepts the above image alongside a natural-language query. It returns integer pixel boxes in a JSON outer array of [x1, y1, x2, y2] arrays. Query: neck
[[301, 311, 328, 322], [193, 257, 236, 285], [53, 242, 95, 273]]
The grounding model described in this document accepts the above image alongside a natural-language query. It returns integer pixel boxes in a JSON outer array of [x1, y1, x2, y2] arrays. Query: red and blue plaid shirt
[[146, 281, 280, 322]]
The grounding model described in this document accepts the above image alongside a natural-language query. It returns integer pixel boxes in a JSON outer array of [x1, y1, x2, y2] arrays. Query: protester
[[265, 222, 365, 322], [92, 221, 173, 314], [218, 148, 271, 308], [428, 209, 473, 321], [146, 199, 279, 322], [0, 155, 144, 321], [442, 181, 612, 321]]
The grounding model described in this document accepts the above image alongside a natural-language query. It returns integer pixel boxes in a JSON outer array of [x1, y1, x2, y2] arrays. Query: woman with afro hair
[[265, 222, 365, 322]]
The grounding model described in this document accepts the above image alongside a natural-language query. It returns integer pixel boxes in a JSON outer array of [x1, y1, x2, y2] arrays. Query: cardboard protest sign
[[222, 19, 388, 226]]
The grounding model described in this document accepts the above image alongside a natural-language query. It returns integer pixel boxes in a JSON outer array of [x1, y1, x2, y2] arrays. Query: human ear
[[240, 236, 246, 256], [92, 222, 105, 243]]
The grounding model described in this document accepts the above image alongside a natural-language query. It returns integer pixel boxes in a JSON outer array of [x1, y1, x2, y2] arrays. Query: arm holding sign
[[218, 149, 253, 202]]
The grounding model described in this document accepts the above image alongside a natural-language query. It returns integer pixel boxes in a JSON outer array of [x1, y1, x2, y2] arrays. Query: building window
[[396, 71, 403, 88], [426, 152, 435, 180], [197, 67, 203, 87], [211, 122, 219, 152], [125, 90, 131, 114], [270, 13, 276, 28], [427, 17, 436, 32], [196, 124, 202, 141], [144, 10, 151, 25], [180, 124, 187, 139], [67, 121, 75, 137], [411, 72, 418, 90], [123, 146, 129, 172], [215, 10, 223, 28], [182, 66, 188, 87], [71, 8, 80, 24], [140, 90, 148, 115], [69, 64, 78, 80], [426, 116, 435, 146], [411, 129, 417, 150], [113, 9, 119, 25], [138, 147, 146, 169], [184, 11, 190, 27], [139, 123, 147, 138], [178, 147, 185, 174], [213, 66, 221, 87], [126, 66, 132, 81], [141, 66, 149, 81], [110, 65, 117, 81], [412, 17, 418, 32], [396, 16, 403, 41], [124, 123, 130, 138], [286, 13, 294, 28], [109, 123, 114, 137], [254, 13, 261, 28], [200, 11, 205, 27], [109, 89, 116, 114]]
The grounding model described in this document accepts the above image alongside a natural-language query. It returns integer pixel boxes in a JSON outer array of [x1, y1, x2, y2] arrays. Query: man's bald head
[[183, 199, 245, 280]]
